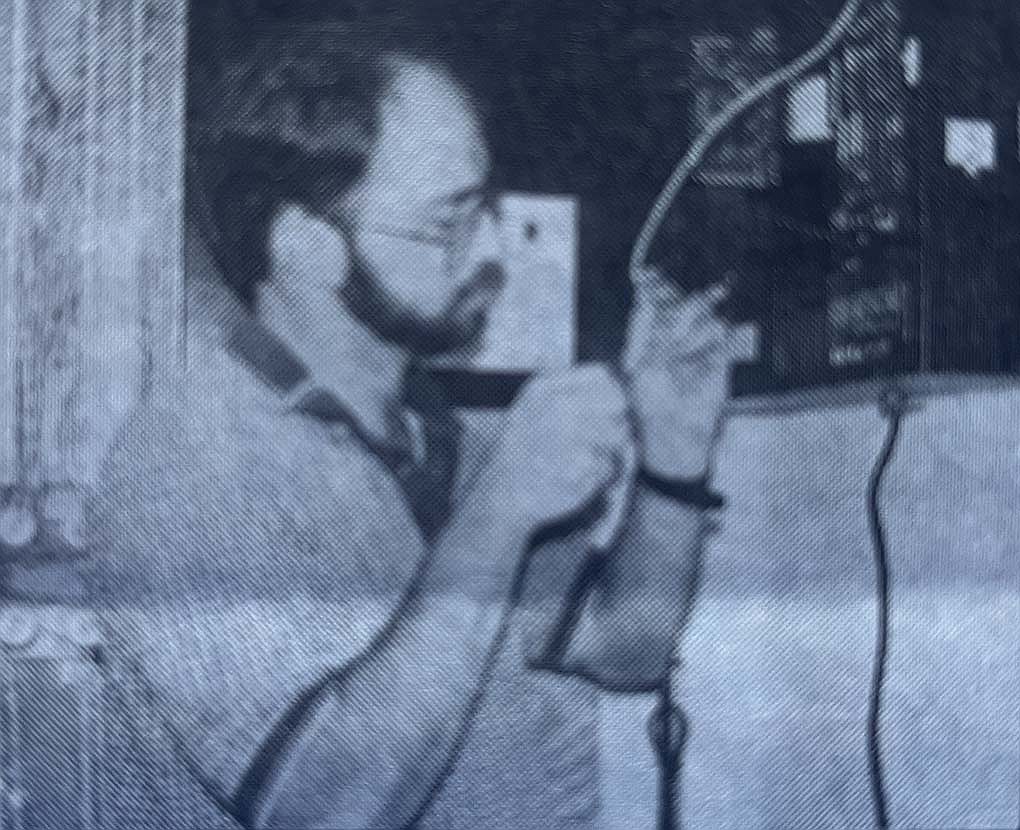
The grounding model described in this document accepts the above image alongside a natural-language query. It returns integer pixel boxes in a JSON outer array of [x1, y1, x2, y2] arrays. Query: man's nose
[[469, 210, 502, 266], [454, 210, 503, 290]]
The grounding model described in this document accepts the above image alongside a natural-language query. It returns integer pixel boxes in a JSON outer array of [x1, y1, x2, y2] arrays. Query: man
[[84, 26, 735, 830]]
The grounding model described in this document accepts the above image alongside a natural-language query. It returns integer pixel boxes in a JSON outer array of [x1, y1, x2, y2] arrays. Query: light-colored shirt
[[82, 233, 600, 829]]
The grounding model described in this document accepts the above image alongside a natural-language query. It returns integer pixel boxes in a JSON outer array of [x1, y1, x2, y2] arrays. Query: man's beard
[[338, 249, 504, 357]]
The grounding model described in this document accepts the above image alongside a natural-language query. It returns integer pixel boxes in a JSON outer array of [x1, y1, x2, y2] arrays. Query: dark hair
[[188, 25, 463, 308]]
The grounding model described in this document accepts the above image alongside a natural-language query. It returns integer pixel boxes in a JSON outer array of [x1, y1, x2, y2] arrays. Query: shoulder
[[85, 358, 423, 588], [92, 399, 380, 531], [89, 371, 268, 527]]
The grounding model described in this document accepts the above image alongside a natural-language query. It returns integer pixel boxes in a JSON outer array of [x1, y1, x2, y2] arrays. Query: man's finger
[[522, 365, 615, 401], [644, 316, 730, 359], [585, 443, 633, 490], [544, 363, 616, 387], [700, 282, 730, 307], [647, 287, 729, 340], [572, 413, 632, 454], [632, 264, 667, 289]]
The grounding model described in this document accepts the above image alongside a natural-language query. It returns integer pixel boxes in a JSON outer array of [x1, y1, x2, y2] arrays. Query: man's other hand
[[623, 266, 739, 480], [476, 365, 634, 534]]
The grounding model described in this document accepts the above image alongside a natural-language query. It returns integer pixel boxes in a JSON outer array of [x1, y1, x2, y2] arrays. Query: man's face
[[333, 61, 505, 356]]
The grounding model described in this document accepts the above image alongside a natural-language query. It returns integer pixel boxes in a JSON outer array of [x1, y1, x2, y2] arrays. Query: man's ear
[[264, 201, 351, 304]]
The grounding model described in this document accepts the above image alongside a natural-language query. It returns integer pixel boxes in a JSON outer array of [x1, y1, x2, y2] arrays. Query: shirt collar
[[225, 313, 310, 403], [185, 223, 388, 441], [186, 221, 450, 468], [224, 311, 421, 464]]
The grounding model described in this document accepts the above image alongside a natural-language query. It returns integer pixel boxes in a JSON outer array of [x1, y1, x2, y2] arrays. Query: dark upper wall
[[188, 0, 1020, 363]]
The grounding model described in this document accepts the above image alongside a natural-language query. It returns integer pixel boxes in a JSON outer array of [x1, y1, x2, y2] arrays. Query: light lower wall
[[601, 379, 1020, 830]]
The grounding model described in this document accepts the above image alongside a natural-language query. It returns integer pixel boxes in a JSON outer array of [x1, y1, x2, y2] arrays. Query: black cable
[[866, 387, 908, 830], [647, 504, 713, 830], [649, 675, 687, 830], [647, 387, 907, 830]]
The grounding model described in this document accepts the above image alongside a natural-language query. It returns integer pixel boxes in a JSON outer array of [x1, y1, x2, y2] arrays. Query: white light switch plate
[[436, 192, 578, 372]]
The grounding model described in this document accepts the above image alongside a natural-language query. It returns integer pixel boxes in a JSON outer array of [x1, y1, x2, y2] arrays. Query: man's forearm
[[250, 492, 529, 829], [551, 487, 708, 693]]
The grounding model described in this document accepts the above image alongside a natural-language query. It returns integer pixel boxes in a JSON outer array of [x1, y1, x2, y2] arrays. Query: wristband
[[637, 468, 726, 510]]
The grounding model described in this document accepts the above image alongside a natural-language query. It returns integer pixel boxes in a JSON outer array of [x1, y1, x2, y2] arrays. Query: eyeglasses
[[360, 194, 501, 273]]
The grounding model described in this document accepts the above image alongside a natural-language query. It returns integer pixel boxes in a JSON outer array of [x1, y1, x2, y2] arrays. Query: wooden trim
[[0, 3, 19, 487], [0, 0, 188, 493]]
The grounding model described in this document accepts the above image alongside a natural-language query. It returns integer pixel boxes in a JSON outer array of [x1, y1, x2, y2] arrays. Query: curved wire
[[866, 388, 907, 830], [628, 0, 865, 286]]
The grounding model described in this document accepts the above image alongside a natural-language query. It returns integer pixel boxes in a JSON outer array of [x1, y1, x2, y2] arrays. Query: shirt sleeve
[[82, 394, 426, 811]]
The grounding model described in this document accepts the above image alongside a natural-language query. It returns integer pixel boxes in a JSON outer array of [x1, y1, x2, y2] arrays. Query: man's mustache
[[451, 261, 506, 308]]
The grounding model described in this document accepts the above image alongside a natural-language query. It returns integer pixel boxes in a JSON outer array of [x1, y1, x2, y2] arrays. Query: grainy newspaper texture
[[1, 1, 1018, 829]]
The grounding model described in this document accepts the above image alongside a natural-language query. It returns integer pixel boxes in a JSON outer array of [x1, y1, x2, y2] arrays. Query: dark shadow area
[[187, 0, 1020, 395]]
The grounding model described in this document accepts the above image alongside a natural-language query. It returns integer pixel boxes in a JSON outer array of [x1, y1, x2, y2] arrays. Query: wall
[[600, 378, 1020, 829], [0, 0, 187, 499]]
